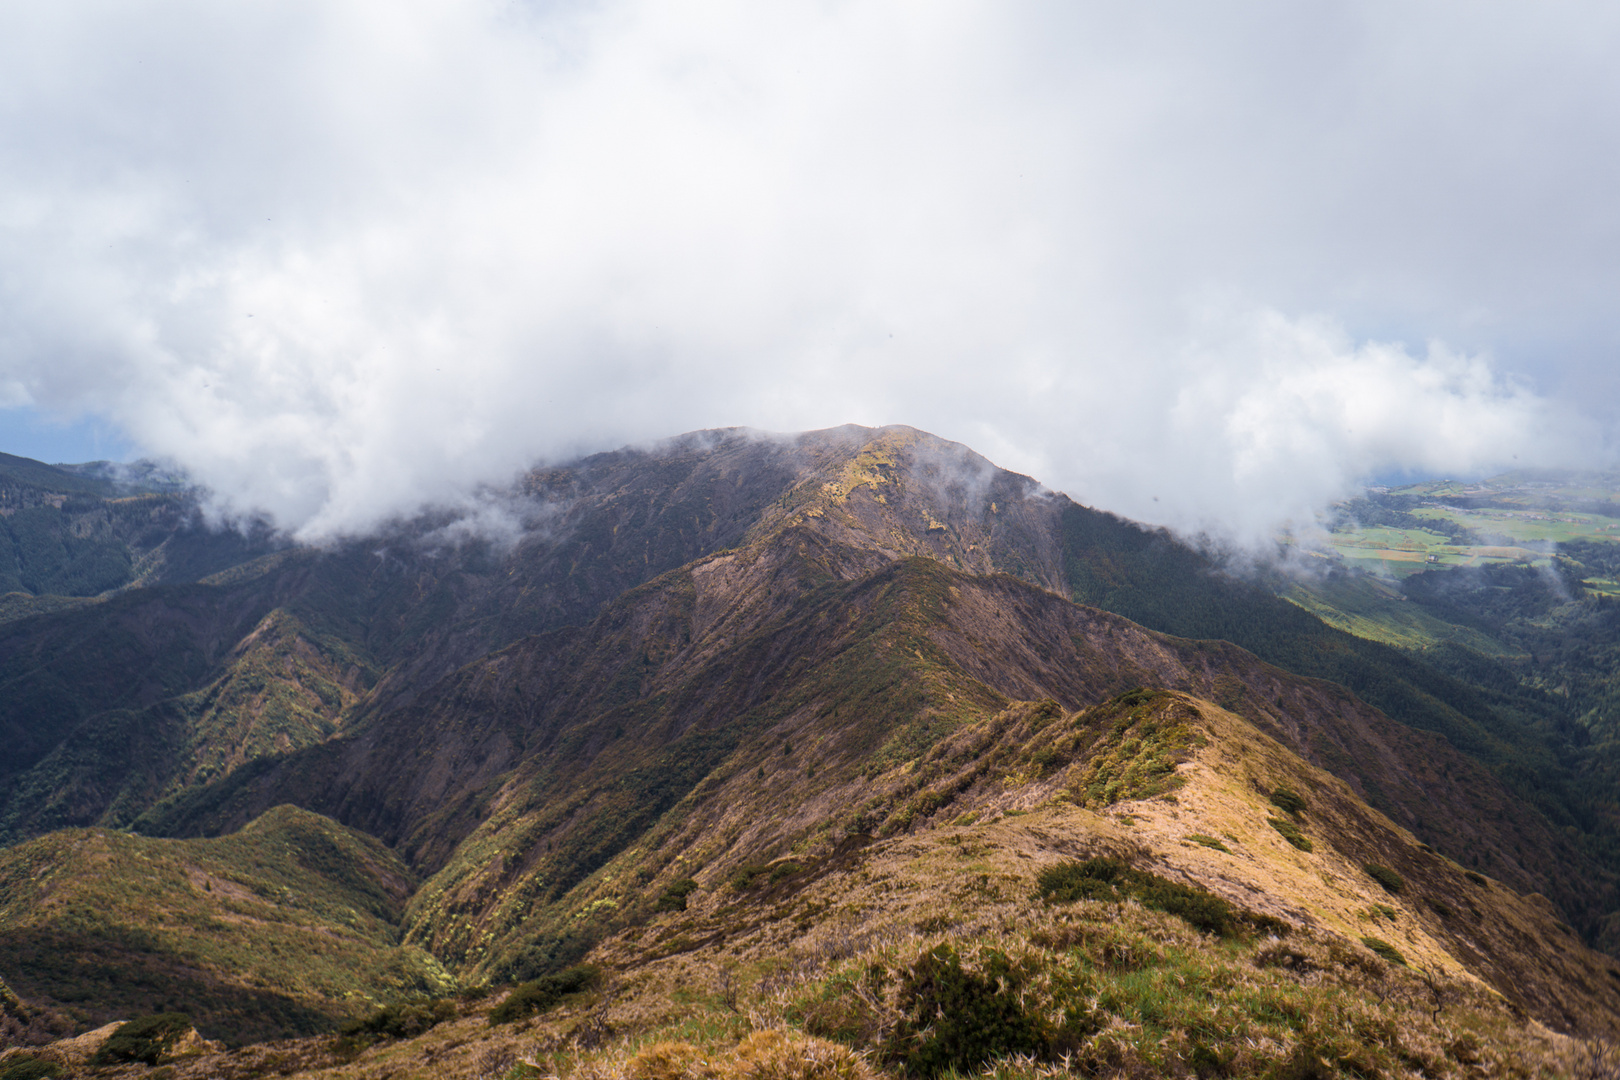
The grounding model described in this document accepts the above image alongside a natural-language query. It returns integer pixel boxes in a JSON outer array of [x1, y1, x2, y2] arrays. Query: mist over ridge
[[2, 1, 1617, 545]]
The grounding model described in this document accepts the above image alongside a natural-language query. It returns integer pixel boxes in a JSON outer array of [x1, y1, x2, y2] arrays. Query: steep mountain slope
[[3, 423, 1620, 1068], [0, 451, 276, 601], [136, 438, 1610, 993], [12, 693, 1620, 1078], [0, 430, 825, 843], [0, 426, 1066, 850], [575, 688, 1620, 1038], [0, 805, 450, 1045]]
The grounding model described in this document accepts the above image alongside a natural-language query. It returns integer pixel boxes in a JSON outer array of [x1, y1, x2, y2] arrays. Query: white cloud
[[0, 1, 1616, 540]]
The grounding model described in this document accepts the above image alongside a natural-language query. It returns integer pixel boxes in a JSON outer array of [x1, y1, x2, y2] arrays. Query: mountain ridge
[[1, 423, 1618, 1070]]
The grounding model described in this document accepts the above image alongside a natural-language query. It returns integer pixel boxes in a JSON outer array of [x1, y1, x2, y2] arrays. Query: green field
[[1408, 504, 1620, 546], [1312, 470, 1620, 581], [1280, 573, 1520, 655], [1284, 469, 1620, 645]]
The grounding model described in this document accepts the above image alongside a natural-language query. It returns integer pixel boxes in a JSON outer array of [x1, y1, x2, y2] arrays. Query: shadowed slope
[[137, 505, 1601, 1001], [0, 805, 451, 1045]]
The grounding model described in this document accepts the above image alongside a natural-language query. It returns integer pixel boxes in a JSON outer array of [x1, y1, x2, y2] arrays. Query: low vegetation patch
[[1365, 863, 1406, 894], [653, 878, 699, 912], [488, 964, 598, 1026], [1071, 693, 1204, 807], [1268, 816, 1314, 852], [731, 861, 802, 891], [88, 1012, 193, 1067], [1268, 786, 1308, 814], [0, 1057, 62, 1080], [1186, 834, 1231, 853], [338, 998, 457, 1046], [1035, 857, 1287, 939], [1361, 936, 1408, 966]]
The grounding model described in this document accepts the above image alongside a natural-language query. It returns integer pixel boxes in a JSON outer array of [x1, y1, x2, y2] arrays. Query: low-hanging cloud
[[2, 1, 1618, 542]]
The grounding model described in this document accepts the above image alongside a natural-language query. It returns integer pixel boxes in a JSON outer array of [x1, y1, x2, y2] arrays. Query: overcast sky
[[3, 1, 1619, 542]]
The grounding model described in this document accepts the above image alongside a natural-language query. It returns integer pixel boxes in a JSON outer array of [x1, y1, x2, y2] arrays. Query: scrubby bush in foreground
[[338, 998, 457, 1045], [88, 1012, 193, 1067], [0, 1056, 61, 1080], [488, 964, 598, 1025], [884, 943, 1053, 1075], [1035, 857, 1287, 938]]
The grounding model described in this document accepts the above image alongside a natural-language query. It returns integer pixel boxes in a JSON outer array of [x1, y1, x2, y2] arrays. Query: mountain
[[0, 425, 1617, 1074], [0, 806, 450, 1044]]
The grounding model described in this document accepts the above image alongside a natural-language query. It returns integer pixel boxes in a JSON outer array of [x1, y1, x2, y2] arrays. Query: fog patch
[[1, 2, 1616, 544]]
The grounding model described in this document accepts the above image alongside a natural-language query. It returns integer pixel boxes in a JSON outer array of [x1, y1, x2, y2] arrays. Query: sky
[[3, 1, 1619, 544]]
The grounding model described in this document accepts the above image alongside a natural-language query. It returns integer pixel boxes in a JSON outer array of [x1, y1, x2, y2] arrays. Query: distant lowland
[[1, 428, 1618, 1079]]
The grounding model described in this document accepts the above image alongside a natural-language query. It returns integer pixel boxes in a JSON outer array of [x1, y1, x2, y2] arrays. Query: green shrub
[[501, 930, 596, 984], [1072, 696, 1202, 806], [88, 1013, 192, 1067], [653, 878, 699, 913], [1187, 834, 1231, 853], [1427, 898, 1454, 919], [730, 862, 799, 891], [1360, 936, 1407, 966], [730, 864, 768, 890], [1464, 871, 1488, 887], [1268, 817, 1313, 852], [1268, 787, 1308, 815], [1364, 864, 1405, 894], [488, 965, 598, 1026], [338, 998, 456, 1043], [885, 944, 1043, 1076], [1036, 858, 1286, 939], [0, 1057, 63, 1080], [1036, 857, 1128, 904]]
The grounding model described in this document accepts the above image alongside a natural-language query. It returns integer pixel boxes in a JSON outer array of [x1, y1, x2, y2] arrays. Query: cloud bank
[[1, 1, 1617, 542]]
